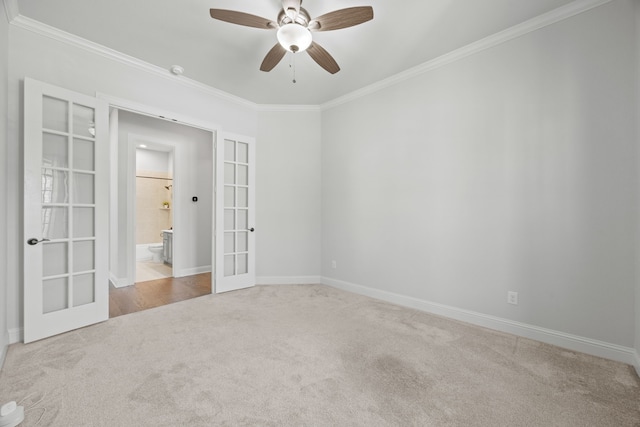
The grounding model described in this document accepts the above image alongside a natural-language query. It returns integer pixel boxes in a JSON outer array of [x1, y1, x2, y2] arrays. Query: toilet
[[148, 244, 163, 263]]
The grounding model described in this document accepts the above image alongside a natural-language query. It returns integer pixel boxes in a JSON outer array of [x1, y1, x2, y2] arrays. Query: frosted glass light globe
[[277, 24, 312, 53]]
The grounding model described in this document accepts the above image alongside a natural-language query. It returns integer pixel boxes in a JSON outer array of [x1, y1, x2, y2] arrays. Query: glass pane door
[[41, 97, 97, 313], [223, 139, 250, 277], [216, 134, 255, 293], [24, 78, 108, 343]]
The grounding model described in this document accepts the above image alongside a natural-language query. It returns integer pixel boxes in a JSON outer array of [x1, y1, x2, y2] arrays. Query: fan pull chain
[[289, 52, 297, 84]]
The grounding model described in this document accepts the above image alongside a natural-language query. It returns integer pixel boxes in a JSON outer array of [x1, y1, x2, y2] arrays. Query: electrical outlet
[[507, 291, 518, 305], [331, 260, 337, 269]]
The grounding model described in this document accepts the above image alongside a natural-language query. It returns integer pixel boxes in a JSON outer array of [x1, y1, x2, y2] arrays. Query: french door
[[23, 78, 109, 343], [215, 133, 256, 293], [23, 79, 256, 342]]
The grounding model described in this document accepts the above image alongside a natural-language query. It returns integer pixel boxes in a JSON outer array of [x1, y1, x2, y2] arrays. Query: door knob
[[248, 228, 255, 232], [27, 238, 50, 246]]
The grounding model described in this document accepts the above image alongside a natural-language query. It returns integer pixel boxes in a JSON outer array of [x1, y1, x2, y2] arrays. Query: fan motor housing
[[278, 7, 310, 27]]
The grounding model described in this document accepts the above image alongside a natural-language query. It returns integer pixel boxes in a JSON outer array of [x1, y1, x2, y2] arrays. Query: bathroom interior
[[135, 146, 174, 282], [109, 109, 213, 318]]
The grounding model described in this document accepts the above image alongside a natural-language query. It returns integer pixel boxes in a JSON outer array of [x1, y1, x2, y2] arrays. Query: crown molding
[[320, 0, 613, 111], [257, 104, 321, 112], [10, 15, 259, 110], [9, 0, 613, 112], [2, 0, 18, 23]]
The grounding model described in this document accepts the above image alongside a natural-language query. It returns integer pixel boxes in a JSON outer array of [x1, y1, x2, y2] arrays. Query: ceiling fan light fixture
[[277, 23, 312, 53]]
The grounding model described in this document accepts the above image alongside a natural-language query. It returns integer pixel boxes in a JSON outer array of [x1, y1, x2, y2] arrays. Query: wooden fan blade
[[260, 43, 287, 72], [210, 9, 277, 29], [309, 6, 373, 31], [307, 42, 340, 74]]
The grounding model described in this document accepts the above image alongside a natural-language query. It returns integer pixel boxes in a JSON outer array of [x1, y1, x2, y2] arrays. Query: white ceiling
[[16, 0, 576, 105]]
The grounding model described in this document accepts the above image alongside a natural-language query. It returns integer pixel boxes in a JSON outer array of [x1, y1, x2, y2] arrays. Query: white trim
[[257, 105, 321, 112], [126, 136, 136, 287], [257, 276, 322, 285], [109, 108, 120, 295], [102, 94, 220, 295], [11, 16, 257, 110], [8, 328, 21, 344], [320, 0, 614, 110], [9, 0, 612, 112], [2, 0, 18, 23], [0, 332, 8, 369], [322, 276, 637, 366], [175, 265, 211, 278], [97, 93, 222, 132], [109, 273, 130, 289], [635, 0, 640, 382]]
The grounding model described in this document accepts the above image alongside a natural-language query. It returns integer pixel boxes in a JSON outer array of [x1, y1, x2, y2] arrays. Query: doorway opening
[[108, 108, 214, 318], [134, 144, 174, 282]]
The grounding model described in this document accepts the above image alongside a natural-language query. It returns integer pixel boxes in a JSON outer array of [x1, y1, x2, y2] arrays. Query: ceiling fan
[[210, 0, 373, 74]]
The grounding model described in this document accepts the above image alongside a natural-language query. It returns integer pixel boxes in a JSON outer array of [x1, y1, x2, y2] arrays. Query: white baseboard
[[0, 331, 8, 370], [109, 273, 130, 288], [8, 328, 22, 344], [322, 276, 637, 366], [175, 265, 211, 278], [256, 276, 322, 285]]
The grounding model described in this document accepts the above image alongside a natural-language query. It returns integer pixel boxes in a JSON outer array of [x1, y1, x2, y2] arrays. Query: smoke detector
[[170, 65, 184, 76]]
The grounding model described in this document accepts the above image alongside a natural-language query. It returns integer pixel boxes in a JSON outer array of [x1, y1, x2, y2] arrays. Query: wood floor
[[109, 273, 212, 318]]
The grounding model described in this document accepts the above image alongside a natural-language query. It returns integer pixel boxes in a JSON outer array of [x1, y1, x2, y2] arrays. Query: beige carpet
[[1, 285, 639, 426]]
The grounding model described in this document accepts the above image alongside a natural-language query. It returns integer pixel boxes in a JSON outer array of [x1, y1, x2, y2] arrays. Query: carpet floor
[[1, 284, 639, 426]]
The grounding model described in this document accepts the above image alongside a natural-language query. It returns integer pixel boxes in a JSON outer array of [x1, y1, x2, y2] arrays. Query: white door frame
[[127, 134, 180, 285], [97, 93, 221, 292]]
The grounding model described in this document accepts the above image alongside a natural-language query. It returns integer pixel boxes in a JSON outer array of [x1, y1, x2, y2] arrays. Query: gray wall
[[321, 0, 637, 347], [136, 149, 170, 173], [636, 0, 640, 368], [0, 1, 10, 366], [256, 110, 322, 280]]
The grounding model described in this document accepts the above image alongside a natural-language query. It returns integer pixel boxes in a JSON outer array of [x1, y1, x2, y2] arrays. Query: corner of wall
[[0, 331, 8, 369], [635, 0, 640, 377], [2, 0, 19, 23], [7, 328, 21, 344], [0, 0, 11, 371]]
